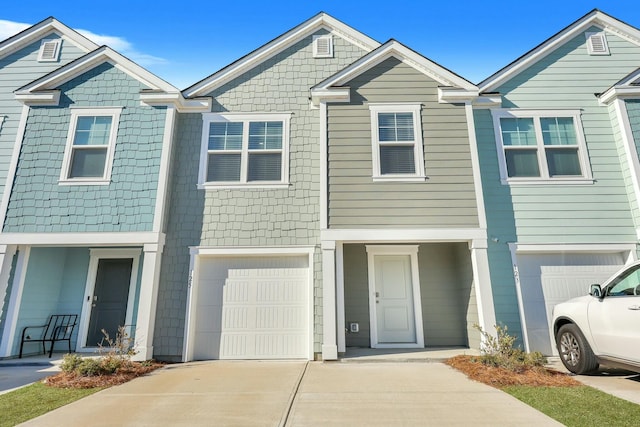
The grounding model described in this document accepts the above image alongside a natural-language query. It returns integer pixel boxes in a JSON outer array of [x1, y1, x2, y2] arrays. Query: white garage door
[[517, 253, 625, 356], [193, 256, 310, 360]]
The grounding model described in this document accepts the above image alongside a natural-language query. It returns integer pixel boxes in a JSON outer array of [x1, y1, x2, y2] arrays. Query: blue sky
[[1, 1, 638, 89]]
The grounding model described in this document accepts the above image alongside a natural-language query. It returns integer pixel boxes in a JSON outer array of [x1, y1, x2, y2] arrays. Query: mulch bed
[[44, 362, 164, 389], [446, 355, 581, 388]]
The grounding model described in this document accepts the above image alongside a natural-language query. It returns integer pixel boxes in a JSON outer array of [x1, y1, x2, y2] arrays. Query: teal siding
[[0, 36, 87, 200], [13, 247, 89, 356], [328, 58, 479, 229], [627, 100, 640, 156], [3, 63, 167, 233], [155, 30, 368, 359], [475, 29, 640, 341], [612, 101, 640, 231]]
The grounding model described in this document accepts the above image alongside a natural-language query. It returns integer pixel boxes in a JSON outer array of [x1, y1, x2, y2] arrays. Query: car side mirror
[[589, 284, 603, 298]]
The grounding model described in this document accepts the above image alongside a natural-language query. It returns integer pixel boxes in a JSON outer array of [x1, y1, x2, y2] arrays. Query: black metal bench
[[19, 314, 78, 358]]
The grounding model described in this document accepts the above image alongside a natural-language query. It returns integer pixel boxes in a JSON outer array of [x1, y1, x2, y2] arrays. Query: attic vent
[[38, 39, 61, 62], [313, 35, 333, 58], [585, 32, 609, 55]]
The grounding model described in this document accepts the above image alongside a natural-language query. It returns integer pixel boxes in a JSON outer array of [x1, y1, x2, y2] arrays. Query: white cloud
[[0, 19, 30, 41], [0, 19, 166, 67]]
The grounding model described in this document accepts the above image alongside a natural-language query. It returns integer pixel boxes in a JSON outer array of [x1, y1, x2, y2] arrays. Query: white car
[[552, 261, 640, 374]]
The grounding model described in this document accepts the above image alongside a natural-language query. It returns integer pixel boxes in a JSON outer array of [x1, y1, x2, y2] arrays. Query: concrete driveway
[[21, 361, 562, 427]]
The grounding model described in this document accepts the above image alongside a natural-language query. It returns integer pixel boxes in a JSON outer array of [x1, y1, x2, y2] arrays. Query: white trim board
[[480, 10, 640, 92], [311, 39, 477, 105], [183, 12, 380, 97], [0, 232, 162, 246], [0, 18, 97, 60], [321, 228, 486, 242]]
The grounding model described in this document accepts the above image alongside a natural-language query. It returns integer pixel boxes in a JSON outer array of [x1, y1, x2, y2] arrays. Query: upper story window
[[369, 104, 426, 182], [199, 113, 291, 189], [491, 109, 592, 184], [38, 39, 61, 62], [60, 108, 121, 185]]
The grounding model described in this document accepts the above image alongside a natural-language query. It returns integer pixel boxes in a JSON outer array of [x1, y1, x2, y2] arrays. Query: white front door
[[367, 246, 423, 348]]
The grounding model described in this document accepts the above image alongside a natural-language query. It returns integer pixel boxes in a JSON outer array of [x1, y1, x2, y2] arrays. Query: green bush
[[74, 358, 104, 377], [60, 353, 83, 373], [474, 324, 547, 372]]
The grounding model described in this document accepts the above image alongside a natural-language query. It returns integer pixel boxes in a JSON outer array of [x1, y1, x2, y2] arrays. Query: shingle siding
[[3, 63, 165, 233], [0, 36, 87, 201], [153, 31, 367, 358]]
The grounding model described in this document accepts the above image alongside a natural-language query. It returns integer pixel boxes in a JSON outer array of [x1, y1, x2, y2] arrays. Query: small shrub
[[60, 353, 83, 373], [474, 324, 547, 372], [74, 358, 104, 377]]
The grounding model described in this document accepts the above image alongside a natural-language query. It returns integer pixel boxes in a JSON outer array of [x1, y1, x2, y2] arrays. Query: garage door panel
[[193, 257, 310, 360], [517, 253, 625, 356]]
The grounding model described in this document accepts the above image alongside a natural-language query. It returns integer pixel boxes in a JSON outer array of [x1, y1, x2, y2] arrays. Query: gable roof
[[479, 9, 640, 93], [598, 67, 640, 104], [310, 39, 477, 104], [14, 46, 210, 111], [183, 12, 380, 97], [0, 16, 98, 60]]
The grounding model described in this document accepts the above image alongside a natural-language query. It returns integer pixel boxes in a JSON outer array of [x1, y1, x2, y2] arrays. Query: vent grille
[[38, 39, 61, 62], [313, 35, 333, 58], [586, 32, 609, 55]]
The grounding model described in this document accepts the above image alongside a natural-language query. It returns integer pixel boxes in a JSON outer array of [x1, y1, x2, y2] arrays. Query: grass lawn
[[505, 385, 640, 427], [0, 382, 101, 427]]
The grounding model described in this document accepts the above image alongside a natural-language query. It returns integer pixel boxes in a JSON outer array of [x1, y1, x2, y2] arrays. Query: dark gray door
[[86, 258, 133, 346]]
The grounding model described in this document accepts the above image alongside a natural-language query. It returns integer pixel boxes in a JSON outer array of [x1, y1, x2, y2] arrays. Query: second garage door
[[193, 256, 310, 360]]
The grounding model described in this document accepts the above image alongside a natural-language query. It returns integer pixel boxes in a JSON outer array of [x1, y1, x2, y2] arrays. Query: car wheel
[[556, 324, 599, 374]]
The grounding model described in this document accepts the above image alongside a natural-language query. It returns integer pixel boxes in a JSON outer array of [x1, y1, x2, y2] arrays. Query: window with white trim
[[199, 113, 290, 188], [60, 108, 121, 185], [38, 39, 61, 62], [369, 104, 425, 181], [492, 110, 591, 183]]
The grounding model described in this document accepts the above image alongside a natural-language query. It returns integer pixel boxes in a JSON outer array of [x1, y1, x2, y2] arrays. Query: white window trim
[[37, 39, 61, 62], [369, 103, 426, 182], [198, 112, 291, 189], [585, 31, 610, 56], [59, 107, 122, 186], [491, 109, 593, 185], [313, 34, 333, 58]]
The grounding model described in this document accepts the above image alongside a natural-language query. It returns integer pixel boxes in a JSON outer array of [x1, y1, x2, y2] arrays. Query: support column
[[469, 239, 497, 340], [133, 241, 164, 361], [0, 245, 28, 357], [321, 240, 337, 360], [336, 242, 345, 353], [0, 245, 17, 324]]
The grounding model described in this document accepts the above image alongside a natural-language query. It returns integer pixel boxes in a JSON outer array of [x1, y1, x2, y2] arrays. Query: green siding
[[484, 29, 640, 243], [0, 36, 87, 204], [327, 57, 479, 229], [625, 99, 640, 231], [474, 29, 640, 341], [3, 63, 166, 233], [343, 243, 479, 348], [155, 30, 368, 359]]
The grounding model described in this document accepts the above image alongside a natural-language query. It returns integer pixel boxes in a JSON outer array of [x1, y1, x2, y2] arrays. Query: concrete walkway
[[21, 361, 562, 427]]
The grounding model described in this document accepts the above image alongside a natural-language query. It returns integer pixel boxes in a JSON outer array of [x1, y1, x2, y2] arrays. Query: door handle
[[628, 305, 640, 310]]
